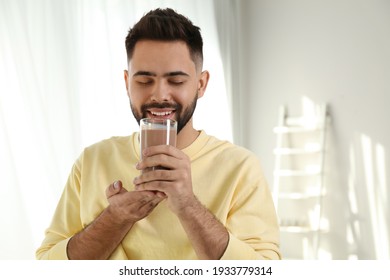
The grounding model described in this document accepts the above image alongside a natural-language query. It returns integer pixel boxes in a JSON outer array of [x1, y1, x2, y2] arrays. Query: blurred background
[[0, 0, 389, 259]]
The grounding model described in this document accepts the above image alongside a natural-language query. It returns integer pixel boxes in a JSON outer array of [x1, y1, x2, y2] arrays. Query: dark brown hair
[[125, 8, 203, 69]]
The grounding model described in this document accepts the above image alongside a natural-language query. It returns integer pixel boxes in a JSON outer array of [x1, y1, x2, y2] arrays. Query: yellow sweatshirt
[[36, 131, 280, 260]]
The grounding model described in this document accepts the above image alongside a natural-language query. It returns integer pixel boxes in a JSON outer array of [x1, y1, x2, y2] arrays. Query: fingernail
[[143, 148, 150, 157], [114, 181, 120, 189]]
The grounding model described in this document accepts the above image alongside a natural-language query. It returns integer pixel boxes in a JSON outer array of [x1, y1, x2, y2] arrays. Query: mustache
[[141, 102, 181, 111]]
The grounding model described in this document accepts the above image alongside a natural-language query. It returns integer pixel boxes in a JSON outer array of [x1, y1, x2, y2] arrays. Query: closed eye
[[135, 78, 154, 85], [169, 79, 185, 85], [165, 71, 189, 86], [168, 76, 188, 85]]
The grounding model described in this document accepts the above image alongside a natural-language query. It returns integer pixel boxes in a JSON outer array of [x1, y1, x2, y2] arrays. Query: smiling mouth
[[147, 109, 176, 119]]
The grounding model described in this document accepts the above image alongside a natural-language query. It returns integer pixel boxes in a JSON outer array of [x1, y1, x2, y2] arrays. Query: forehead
[[129, 40, 196, 74]]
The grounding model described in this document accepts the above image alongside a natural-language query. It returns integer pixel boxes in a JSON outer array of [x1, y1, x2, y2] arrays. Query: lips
[[147, 109, 176, 119]]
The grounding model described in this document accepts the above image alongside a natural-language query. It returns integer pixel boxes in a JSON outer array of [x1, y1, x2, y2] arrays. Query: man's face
[[124, 40, 207, 133]]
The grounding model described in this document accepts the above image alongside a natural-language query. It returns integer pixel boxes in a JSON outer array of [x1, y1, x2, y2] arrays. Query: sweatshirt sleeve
[[221, 158, 281, 260], [35, 158, 83, 260]]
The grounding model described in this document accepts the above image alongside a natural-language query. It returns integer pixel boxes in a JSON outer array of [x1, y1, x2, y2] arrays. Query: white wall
[[237, 0, 390, 259]]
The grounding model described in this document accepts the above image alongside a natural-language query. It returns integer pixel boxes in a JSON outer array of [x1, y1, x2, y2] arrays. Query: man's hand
[[67, 180, 164, 259], [106, 180, 165, 224], [133, 145, 197, 214], [133, 145, 229, 259]]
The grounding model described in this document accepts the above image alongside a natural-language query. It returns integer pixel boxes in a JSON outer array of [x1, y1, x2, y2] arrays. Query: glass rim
[[140, 118, 177, 125]]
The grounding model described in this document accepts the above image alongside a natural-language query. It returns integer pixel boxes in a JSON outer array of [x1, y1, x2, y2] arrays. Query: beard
[[131, 92, 198, 134]]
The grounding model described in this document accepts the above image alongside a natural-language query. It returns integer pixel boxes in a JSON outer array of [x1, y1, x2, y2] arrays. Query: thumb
[[106, 180, 123, 198]]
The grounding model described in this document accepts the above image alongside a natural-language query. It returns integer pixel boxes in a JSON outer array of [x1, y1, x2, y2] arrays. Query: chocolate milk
[[140, 128, 177, 158], [140, 119, 177, 172]]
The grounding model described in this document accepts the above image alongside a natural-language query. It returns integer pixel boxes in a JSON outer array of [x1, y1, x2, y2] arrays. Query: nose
[[150, 81, 172, 102]]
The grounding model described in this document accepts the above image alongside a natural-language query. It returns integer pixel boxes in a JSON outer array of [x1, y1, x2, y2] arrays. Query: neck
[[176, 119, 200, 149]]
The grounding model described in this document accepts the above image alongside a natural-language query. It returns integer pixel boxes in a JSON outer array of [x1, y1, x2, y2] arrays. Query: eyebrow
[[133, 71, 190, 77]]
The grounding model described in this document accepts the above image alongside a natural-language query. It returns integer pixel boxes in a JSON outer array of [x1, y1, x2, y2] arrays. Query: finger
[[105, 180, 123, 198], [155, 191, 167, 198], [135, 180, 173, 193], [133, 186, 167, 199], [142, 145, 183, 159], [133, 169, 175, 185], [137, 191, 158, 204], [136, 155, 176, 171], [138, 195, 165, 213], [137, 145, 190, 172]]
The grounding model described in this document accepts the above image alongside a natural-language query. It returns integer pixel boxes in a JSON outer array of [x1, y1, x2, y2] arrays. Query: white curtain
[[213, 0, 243, 145], [0, 0, 232, 259]]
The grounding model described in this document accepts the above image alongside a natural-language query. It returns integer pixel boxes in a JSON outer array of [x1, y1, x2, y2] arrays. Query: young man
[[36, 8, 281, 260]]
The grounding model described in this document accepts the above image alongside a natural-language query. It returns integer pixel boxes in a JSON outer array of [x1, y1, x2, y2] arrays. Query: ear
[[197, 70, 210, 98], [124, 70, 130, 96]]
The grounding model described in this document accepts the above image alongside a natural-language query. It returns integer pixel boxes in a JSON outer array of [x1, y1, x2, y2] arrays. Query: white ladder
[[272, 103, 329, 259]]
